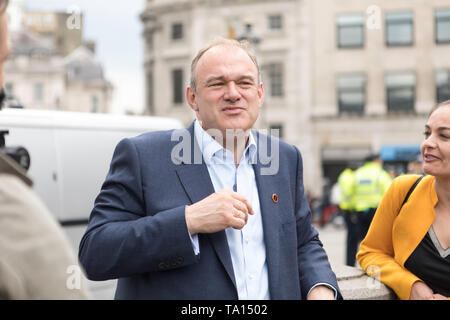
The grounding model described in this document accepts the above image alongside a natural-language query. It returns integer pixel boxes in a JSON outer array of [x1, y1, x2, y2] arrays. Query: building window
[[145, 29, 154, 50], [435, 9, 450, 44], [268, 14, 283, 30], [4, 82, 13, 97], [33, 83, 44, 103], [385, 72, 415, 113], [385, 12, 414, 46], [91, 95, 99, 113], [269, 124, 284, 139], [55, 96, 61, 109], [266, 63, 284, 97], [436, 70, 450, 103], [171, 23, 183, 40], [172, 68, 184, 105], [337, 73, 366, 114], [147, 69, 154, 114], [336, 14, 364, 48]]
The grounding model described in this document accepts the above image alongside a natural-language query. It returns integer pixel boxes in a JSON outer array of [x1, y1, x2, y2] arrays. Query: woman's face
[[421, 105, 450, 178]]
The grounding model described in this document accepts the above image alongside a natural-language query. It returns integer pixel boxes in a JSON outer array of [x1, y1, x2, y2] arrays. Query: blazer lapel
[[252, 131, 283, 299], [174, 123, 237, 290]]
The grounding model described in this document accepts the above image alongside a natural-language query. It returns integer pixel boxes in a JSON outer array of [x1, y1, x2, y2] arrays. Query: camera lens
[[3, 146, 31, 171]]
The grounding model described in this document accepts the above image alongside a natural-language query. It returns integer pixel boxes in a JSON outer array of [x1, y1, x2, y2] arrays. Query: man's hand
[[185, 189, 254, 235], [307, 285, 335, 300]]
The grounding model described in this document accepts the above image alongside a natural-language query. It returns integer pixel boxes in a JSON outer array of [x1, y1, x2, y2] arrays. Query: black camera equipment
[[0, 130, 31, 171], [0, 88, 5, 108]]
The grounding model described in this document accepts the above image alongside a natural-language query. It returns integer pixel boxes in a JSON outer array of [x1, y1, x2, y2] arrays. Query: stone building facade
[[3, 1, 113, 114], [141, 0, 450, 196]]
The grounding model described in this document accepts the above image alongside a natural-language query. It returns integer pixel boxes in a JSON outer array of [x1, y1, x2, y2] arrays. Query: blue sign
[[380, 145, 420, 161]]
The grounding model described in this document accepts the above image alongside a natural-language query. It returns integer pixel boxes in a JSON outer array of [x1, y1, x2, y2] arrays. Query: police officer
[[353, 153, 392, 245], [337, 165, 358, 266]]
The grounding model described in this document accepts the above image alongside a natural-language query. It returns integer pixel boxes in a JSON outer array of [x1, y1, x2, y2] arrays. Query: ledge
[[335, 265, 396, 300]]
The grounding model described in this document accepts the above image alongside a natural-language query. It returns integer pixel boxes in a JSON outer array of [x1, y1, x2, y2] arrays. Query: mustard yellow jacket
[[356, 174, 447, 300]]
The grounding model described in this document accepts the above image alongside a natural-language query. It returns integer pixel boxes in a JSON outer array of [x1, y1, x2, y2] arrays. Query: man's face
[[187, 45, 264, 135], [0, 9, 11, 87]]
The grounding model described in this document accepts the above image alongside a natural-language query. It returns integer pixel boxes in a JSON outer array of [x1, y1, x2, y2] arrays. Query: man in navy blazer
[[79, 38, 340, 300]]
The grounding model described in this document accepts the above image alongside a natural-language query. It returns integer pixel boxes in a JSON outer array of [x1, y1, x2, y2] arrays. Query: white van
[[0, 108, 184, 299]]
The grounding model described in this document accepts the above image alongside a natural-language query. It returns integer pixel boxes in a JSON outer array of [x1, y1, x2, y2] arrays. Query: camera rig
[[0, 130, 31, 171]]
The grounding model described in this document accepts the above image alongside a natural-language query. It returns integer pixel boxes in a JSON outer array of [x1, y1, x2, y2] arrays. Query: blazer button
[[158, 262, 167, 270], [176, 257, 184, 265]]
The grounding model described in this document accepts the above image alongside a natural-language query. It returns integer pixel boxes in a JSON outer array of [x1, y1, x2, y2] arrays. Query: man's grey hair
[[189, 37, 261, 93]]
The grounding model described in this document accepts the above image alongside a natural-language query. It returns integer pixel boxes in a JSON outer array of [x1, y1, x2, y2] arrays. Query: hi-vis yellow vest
[[353, 162, 392, 211], [337, 168, 355, 210]]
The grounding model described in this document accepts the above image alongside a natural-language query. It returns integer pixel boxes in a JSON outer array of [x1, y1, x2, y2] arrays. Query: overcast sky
[[26, 0, 146, 114]]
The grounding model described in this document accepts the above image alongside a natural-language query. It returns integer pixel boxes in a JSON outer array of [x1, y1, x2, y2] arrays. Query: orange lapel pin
[[272, 193, 279, 203]]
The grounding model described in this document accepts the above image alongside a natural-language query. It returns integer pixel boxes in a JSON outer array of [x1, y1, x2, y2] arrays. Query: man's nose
[[224, 82, 241, 101]]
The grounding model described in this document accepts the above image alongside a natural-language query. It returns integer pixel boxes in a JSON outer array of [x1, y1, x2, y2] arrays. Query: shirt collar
[[194, 119, 257, 165]]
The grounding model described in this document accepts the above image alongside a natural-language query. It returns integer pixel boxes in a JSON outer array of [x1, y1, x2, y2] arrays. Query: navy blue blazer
[[79, 122, 341, 300]]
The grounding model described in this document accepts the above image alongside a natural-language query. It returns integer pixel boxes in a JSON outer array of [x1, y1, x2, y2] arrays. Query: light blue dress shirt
[[189, 120, 337, 299], [192, 119, 270, 300]]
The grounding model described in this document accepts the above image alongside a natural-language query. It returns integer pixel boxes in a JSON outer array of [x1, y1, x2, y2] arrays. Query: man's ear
[[186, 86, 198, 112], [257, 82, 265, 108]]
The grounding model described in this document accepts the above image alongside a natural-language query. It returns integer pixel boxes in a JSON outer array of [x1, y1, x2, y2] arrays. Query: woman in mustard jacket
[[357, 101, 450, 300]]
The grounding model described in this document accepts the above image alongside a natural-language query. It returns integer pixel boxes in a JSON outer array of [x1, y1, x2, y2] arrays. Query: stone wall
[[335, 265, 396, 300]]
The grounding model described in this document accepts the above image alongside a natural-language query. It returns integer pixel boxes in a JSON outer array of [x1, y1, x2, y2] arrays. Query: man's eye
[[209, 82, 223, 87], [423, 131, 431, 138]]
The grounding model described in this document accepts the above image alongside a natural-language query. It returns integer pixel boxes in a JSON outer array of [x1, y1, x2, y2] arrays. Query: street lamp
[[237, 23, 261, 46]]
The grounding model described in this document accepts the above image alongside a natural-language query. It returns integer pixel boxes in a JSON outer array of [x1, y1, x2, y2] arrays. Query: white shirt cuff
[[189, 233, 200, 255], [307, 283, 338, 300]]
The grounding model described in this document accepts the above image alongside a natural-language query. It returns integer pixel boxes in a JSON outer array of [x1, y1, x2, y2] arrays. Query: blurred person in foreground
[[357, 100, 450, 300], [79, 38, 341, 300], [0, 0, 89, 299]]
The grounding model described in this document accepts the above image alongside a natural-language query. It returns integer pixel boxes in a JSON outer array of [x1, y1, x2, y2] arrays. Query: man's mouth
[[222, 106, 245, 114]]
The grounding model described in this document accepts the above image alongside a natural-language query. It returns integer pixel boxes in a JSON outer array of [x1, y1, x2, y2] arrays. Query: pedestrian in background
[[352, 154, 392, 243], [357, 100, 450, 300], [0, 0, 90, 299], [337, 165, 358, 266]]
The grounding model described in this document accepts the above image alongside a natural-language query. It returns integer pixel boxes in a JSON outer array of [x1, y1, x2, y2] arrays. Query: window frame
[[267, 14, 283, 31], [336, 13, 365, 49], [385, 11, 414, 47], [33, 82, 44, 103], [171, 68, 184, 105], [436, 70, 450, 103], [171, 22, 184, 41], [435, 8, 450, 44], [337, 73, 366, 114], [385, 72, 416, 113], [269, 123, 284, 140], [265, 63, 284, 98], [91, 95, 99, 113]]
